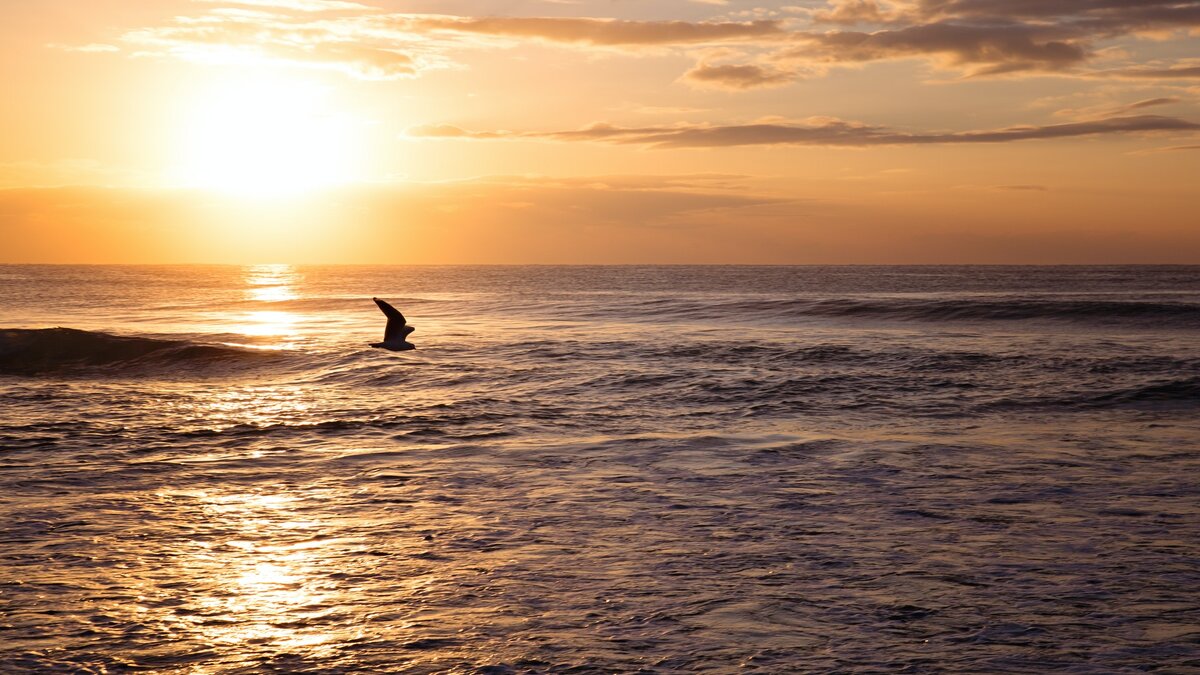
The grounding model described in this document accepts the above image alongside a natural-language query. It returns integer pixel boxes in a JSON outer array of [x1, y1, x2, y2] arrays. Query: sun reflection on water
[[234, 264, 302, 346], [203, 386, 314, 428], [238, 310, 299, 338], [245, 264, 301, 300], [166, 490, 352, 659], [249, 285, 298, 303]]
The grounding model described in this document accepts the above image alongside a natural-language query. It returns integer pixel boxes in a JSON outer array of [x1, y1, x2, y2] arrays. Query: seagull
[[370, 297, 416, 351]]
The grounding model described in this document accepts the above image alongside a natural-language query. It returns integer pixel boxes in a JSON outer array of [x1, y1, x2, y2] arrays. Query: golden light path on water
[[142, 267, 349, 667], [245, 264, 300, 304], [163, 268, 317, 663], [141, 265, 433, 671], [235, 264, 302, 346], [171, 492, 343, 659]]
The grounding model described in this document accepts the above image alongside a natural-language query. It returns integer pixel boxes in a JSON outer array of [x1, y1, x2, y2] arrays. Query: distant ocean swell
[[554, 296, 1200, 327], [205, 294, 1200, 328]]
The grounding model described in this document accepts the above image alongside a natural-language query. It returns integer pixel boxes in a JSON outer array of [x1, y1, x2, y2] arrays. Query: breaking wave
[[0, 328, 283, 376]]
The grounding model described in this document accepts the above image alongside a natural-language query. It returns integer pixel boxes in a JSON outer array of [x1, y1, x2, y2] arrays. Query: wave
[[812, 297, 1200, 326], [579, 296, 1200, 328], [989, 376, 1200, 412], [0, 328, 283, 376], [1075, 376, 1200, 408]]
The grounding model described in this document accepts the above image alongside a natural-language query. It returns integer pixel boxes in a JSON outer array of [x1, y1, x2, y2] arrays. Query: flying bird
[[370, 297, 416, 351]]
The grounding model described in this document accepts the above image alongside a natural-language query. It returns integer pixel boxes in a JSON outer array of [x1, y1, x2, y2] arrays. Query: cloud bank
[[789, 0, 1200, 77], [409, 114, 1200, 148], [5, 177, 1196, 264], [97, 0, 1200, 84]]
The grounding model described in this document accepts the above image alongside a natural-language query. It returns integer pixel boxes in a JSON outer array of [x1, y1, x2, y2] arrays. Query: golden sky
[[2, 0, 1198, 263]]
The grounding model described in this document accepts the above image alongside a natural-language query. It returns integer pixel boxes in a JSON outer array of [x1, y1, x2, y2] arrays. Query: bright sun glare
[[173, 76, 362, 196]]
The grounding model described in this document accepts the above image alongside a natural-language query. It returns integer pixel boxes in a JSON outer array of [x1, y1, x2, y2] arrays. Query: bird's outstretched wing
[[374, 297, 414, 342]]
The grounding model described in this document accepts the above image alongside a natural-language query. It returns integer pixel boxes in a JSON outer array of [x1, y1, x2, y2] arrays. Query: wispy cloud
[[1054, 96, 1182, 120], [405, 16, 784, 47], [48, 42, 121, 53], [119, 10, 434, 79], [994, 184, 1048, 191], [786, 22, 1089, 76], [680, 61, 797, 90], [1099, 65, 1200, 79], [811, 0, 900, 26], [192, 0, 372, 11], [408, 114, 1200, 148], [113, 8, 787, 80]]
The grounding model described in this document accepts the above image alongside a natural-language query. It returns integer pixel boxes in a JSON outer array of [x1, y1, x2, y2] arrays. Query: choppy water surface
[[2, 265, 1199, 673]]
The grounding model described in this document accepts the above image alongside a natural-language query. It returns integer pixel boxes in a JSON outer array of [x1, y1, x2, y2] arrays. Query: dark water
[[1, 265, 1198, 672]]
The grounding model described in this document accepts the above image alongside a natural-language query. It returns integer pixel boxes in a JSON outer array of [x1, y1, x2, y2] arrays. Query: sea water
[[2, 265, 1199, 672]]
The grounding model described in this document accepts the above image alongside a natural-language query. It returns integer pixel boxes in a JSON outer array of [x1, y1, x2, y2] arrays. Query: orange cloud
[[787, 22, 1089, 75], [681, 62, 797, 90], [4, 177, 1196, 264], [1054, 97, 1182, 121], [1100, 65, 1200, 79], [193, 0, 372, 11], [812, 0, 899, 25], [0, 178, 788, 263], [73, 0, 1200, 86], [120, 11, 432, 80], [797, 0, 1200, 76], [405, 16, 785, 47], [114, 9, 786, 81]]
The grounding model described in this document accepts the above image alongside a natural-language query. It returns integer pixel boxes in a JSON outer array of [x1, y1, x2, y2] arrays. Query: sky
[[1, 0, 1198, 264]]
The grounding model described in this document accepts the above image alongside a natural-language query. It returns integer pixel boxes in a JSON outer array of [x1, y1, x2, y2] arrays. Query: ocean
[[2, 265, 1198, 673]]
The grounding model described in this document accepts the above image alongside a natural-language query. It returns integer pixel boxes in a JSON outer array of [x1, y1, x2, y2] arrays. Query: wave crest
[[0, 328, 280, 376]]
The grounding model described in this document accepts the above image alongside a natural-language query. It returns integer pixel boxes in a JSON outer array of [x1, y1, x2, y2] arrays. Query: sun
[[172, 75, 363, 196]]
